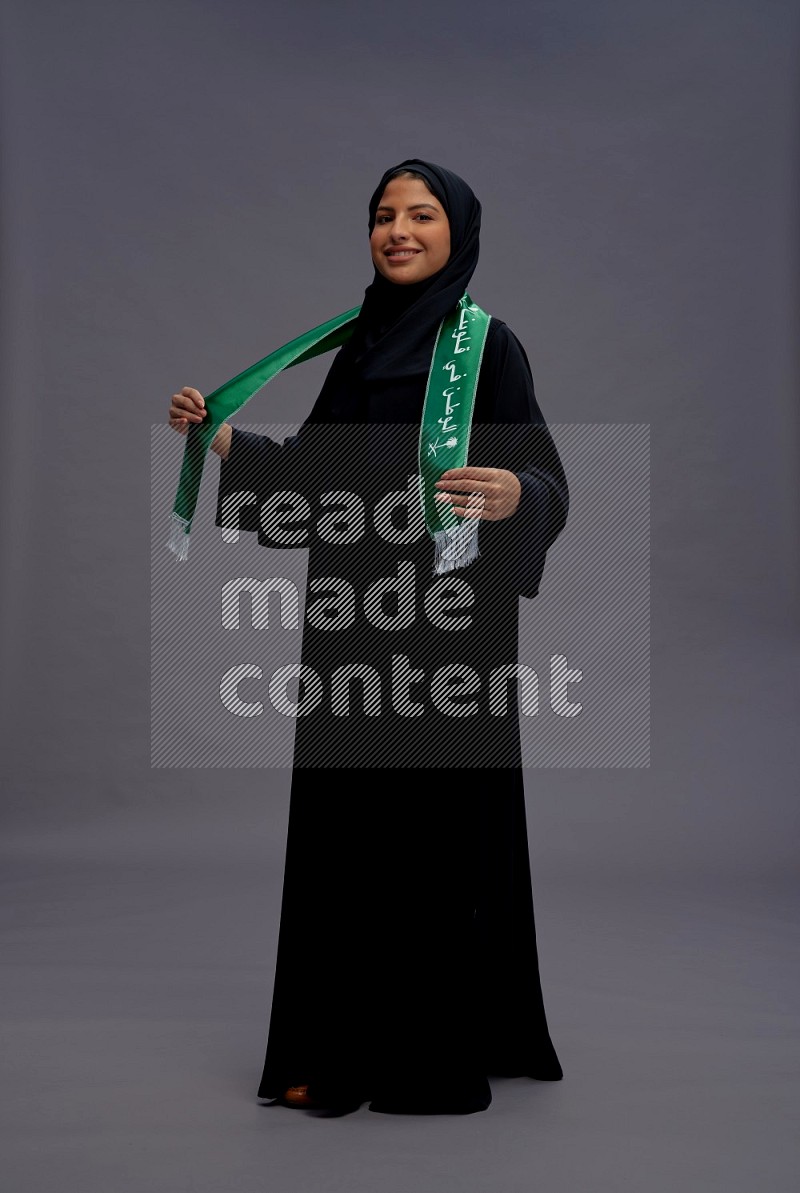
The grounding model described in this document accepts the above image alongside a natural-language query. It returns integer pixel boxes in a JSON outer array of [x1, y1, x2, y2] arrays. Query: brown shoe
[[281, 1084, 322, 1108]]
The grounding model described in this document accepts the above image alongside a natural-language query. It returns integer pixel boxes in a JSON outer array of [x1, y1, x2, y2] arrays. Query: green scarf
[[166, 292, 490, 574]]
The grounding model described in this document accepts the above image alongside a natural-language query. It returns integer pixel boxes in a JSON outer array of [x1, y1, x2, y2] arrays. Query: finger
[[435, 490, 474, 508], [170, 411, 204, 425], [433, 478, 492, 493], [175, 390, 206, 411], [438, 466, 495, 482], [435, 487, 494, 511], [171, 396, 206, 421], [448, 492, 486, 517], [180, 387, 205, 407]]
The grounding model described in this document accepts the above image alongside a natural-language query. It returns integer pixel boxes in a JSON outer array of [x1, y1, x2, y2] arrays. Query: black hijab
[[339, 158, 482, 384]]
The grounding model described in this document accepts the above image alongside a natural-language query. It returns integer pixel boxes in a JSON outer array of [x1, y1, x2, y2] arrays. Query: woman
[[168, 158, 569, 1115]]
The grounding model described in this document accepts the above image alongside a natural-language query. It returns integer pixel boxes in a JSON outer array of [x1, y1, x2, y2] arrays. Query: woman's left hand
[[434, 467, 522, 522]]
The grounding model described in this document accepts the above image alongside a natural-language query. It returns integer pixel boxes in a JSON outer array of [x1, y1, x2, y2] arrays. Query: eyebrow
[[375, 202, 440, 213]]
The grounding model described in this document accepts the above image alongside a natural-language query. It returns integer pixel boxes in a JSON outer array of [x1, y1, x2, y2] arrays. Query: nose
[[387, 215, 411, 239]]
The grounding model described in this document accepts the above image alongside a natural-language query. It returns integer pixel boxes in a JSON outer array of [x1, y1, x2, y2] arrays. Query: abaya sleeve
[[213, 425, 318, 545], [213, 353, 353, 546], [470, 319, 569, 599]]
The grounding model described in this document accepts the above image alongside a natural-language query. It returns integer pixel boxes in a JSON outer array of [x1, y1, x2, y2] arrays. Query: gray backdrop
[[1, 1, 798, 1190]]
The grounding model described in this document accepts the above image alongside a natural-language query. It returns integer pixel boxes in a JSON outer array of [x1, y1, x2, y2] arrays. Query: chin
[[379, 267, 437, 285]]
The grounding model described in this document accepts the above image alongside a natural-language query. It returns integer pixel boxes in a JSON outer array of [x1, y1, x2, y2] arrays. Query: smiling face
[[370, 175, 451, 284]]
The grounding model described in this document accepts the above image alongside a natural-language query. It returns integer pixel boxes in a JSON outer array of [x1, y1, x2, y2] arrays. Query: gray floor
[[2, 797, 797, 1191]]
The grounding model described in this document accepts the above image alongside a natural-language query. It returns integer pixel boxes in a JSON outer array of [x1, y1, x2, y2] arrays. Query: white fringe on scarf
[[433, 521, 481, 575], [166, 512, 191, 562]]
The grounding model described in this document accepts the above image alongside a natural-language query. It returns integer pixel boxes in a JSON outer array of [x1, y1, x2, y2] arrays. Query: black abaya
[[215, 316, 568, 1113]]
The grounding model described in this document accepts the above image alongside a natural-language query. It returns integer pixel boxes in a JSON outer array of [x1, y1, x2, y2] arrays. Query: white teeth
[[388, 250, 418, 257]]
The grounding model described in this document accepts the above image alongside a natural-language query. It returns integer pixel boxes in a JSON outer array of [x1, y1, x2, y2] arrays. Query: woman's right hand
[[168, 387, 231, 458], [169, 386, 207, 434]]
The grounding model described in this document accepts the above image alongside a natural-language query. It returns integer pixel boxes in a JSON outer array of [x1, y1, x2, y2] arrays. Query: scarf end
[[432, 524, 481, 575], [166, 512, 191, 561]]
